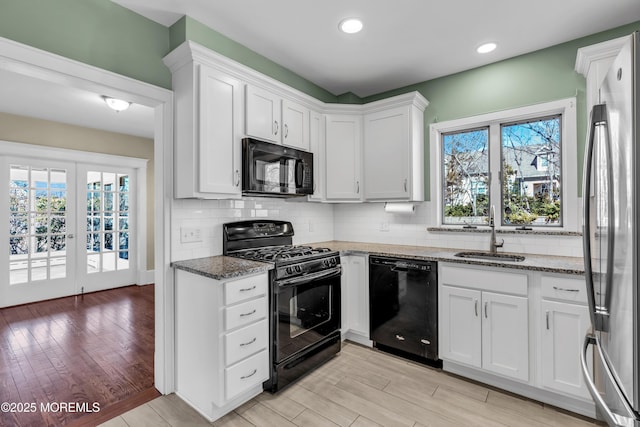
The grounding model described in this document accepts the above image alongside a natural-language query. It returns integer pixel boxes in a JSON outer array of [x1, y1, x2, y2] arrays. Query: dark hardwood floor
[[0, 285, 156, 426]]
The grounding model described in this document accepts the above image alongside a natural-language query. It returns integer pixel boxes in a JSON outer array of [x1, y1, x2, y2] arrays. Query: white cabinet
[[540, 275, 591, 399], [175, 270, 269, 421], [363, 94, 427, 201], [164, 46, 243, 199], [439, 265, 529, 382], [325, 114, 363, 201], [340, 254, 371, 346], [245, 85, 310, 150], [308, 110, 325, 201]]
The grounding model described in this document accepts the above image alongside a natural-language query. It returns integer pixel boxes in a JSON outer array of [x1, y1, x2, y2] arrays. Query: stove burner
[[232, 245, 333, 262]]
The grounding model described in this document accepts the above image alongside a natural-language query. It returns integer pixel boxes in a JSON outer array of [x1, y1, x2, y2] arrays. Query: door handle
[[395, 334, 405, 341], [235, 170, 240, 187], [284, 124, 289, 138], [484, 302, 488, 318], [545, 310, 550, 330], [274, 120, 279, 136], [474, 299, 478, 317]]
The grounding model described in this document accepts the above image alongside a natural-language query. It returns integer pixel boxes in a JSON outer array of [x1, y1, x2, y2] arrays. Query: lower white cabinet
[[340, 254, 371, 346], [540, 275, 591, 399], [440, 283, 529, 382], [175, 269, 269, 421]]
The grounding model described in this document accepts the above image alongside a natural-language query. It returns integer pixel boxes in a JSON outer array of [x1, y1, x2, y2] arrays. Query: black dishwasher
[[369, 256, 438, 363]]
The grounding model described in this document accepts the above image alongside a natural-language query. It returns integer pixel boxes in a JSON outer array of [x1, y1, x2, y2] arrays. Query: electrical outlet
[[180, 227, 202, 243], [380, 222, 390, 232]]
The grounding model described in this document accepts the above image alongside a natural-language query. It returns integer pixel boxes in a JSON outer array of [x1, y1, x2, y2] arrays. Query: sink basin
[[454, 251, 525, 262]]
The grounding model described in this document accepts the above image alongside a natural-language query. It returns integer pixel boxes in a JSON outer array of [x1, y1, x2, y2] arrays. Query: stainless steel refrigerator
[[581, 32, 640, 427]]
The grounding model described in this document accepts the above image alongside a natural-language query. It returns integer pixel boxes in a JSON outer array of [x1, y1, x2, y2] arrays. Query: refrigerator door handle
[[582, 104, 612, 331], [581, 334, 636, 427]]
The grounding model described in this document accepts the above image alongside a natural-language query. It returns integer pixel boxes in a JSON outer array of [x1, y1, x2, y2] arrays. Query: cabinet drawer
[[225, 350, 269, 401], [441, 265, 528, 296], [224, 319, 268, 366], [225, 297, 267, 331], [541, 275, 587, 304], [224, 274, 268, 306]]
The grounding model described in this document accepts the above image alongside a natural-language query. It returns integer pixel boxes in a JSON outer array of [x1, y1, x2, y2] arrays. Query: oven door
[[275, 267, 341, 363], [242, 138, 313, 196]]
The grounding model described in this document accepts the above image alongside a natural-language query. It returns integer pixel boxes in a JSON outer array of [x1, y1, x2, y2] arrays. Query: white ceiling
[[2, 1, 638, 140], [113, 0, 640, 97]]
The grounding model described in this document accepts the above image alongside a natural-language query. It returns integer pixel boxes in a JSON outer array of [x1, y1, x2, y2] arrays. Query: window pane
[[442, 128, 489, 224], [501, 115, 561, 226]]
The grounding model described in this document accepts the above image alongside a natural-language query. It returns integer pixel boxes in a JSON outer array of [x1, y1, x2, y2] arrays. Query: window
[[431, 98, 577, 230]]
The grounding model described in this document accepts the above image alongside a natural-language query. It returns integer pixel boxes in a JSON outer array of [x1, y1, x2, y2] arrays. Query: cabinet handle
[[274, 120, 279, 135], [553, 286, 579, 292], [474, 299, 478, 317], [404, 178, 407, 192], [395, 334, 405, 341], [546, 310, 550, 330], [240, 337, 257, 347], [484, 302, 488, 318], [239, 285, 256, 292], [240, 309, 256, 317], [235, 170, 240, 187], [241, 369, 257, 380], [284, 124, 289, 138], [356, 180, 360, 194], [420, 339, 431, 345]]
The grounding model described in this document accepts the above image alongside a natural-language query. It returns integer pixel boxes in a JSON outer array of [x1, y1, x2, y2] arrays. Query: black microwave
[[242, 138, 314, 197]]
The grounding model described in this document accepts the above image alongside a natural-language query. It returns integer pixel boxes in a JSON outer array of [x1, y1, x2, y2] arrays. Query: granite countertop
[[171, 256, 273, 280], [311, 241, 585, 275]]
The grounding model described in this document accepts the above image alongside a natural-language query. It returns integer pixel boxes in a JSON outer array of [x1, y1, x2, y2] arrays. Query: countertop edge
[[172, 256, 273, 280]]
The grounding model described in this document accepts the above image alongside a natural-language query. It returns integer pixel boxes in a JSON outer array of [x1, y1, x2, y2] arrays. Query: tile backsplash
[[171, 198, 583, 261]]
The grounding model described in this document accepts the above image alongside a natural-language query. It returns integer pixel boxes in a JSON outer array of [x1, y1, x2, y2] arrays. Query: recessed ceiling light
[[102, 96, 131, 112], [477, 42, 497, 54], [339, 18, 363, 34]]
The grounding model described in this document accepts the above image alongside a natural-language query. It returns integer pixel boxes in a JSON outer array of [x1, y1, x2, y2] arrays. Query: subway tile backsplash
[[171, 199, 582, 261]]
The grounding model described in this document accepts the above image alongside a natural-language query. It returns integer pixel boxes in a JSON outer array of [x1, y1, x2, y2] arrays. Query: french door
[[1, 157, 139, 307]]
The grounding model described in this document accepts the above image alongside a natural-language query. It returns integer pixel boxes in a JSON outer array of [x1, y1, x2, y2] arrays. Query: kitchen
[[1, 1, 640, 426]]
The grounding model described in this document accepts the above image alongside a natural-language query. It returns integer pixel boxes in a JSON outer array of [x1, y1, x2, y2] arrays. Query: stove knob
[[285, 267, 294, 275], [295, 265, 302, 273], [329, 258, 337, 267], [322, 259, 329, 267]]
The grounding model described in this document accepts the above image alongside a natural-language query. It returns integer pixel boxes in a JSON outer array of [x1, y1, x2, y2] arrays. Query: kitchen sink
[[454, 251, 525, 262]]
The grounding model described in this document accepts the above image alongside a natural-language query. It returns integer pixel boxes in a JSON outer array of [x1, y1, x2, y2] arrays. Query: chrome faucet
[[489, 205, 504, 253]]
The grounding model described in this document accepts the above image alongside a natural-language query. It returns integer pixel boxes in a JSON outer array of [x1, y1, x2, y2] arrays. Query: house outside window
[[431, 98, 577, 231]]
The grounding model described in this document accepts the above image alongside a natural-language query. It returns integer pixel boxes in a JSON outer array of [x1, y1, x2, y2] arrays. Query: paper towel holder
[[384, 202, 416, 214]]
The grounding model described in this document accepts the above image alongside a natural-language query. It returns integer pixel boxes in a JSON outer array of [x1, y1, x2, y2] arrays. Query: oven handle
[[276, 266, 342, 288]]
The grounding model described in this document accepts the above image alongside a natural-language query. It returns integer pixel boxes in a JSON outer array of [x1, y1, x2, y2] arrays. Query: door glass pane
[[85, 171, 132, 273], [8, 165, 68, 284]]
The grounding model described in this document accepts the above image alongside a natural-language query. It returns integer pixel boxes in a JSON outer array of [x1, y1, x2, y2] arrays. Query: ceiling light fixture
[[102, 96, 131, 112], [339, 18, 363, 34], [477, 42, 497, 54]]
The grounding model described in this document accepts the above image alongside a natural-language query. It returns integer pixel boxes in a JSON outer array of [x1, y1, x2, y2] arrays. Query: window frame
[[429, 98, 578, 232]]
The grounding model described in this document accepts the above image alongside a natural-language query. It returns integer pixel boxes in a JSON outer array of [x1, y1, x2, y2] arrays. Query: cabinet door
[[282, 99, 310, 150], [481, 292, 529, 381], [325, 114, 362, 200], [198, 66, 242, 195], [245, 85, 281, 143], [439, 285, 482, 367], [364, 106, 409, 200], [308, 111, 325, 201], [347, 255, 369, 337], [541, 300, 591, 398]]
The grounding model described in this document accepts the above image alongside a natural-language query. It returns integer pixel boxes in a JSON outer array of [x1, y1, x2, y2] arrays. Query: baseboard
[[138, 269, 155, 285]]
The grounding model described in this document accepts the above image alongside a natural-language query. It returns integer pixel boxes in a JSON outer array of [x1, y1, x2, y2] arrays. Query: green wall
[[364, 21, 640, 199], [168, 16, 338, 103], [0, 0, 172, 89]]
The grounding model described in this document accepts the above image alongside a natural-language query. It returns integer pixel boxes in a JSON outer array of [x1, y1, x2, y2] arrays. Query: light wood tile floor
[[99, 342, 604, 427]]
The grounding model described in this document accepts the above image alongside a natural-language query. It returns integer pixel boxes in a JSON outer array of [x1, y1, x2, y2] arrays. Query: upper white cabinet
[[164, 43, 243, 199], [363, 94, 427, 201], [308, 110, 326, 201], [245, 85, 310, 150], [325, 114, 363, 201]]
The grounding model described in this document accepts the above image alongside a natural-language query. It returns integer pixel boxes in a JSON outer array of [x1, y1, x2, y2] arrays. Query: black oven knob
[[295, 265, 302, 273], [285, 267, 294, 275]]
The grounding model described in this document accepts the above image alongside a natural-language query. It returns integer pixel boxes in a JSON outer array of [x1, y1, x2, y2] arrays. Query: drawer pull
[[421, 339, 431, 345], [241, 369, 257, 380], [239, 285, 257, 292], [553, 286, 579, 292], [395, 334, 405, 341], [240, 309, 257, 317], [240, 337, 257, 347]]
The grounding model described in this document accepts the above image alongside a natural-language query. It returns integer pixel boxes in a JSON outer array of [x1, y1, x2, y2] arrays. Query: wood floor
[[0, 285, 156, 426], [100, 342, 604, 427]]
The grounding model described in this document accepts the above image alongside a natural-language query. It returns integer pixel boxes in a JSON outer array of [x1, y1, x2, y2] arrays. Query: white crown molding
[[575, 35, 628, 77]]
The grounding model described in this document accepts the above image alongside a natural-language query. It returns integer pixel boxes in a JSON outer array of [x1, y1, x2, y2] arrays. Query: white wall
[[171, 197, 334, 261]]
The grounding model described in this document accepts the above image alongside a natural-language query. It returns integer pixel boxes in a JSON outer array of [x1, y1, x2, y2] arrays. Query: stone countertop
[[171, 256, 273, 280], [312, 241, 585, 275]]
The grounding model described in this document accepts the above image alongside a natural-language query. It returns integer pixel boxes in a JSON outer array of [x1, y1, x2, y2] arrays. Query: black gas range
[[223, 220, 341, 392]]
